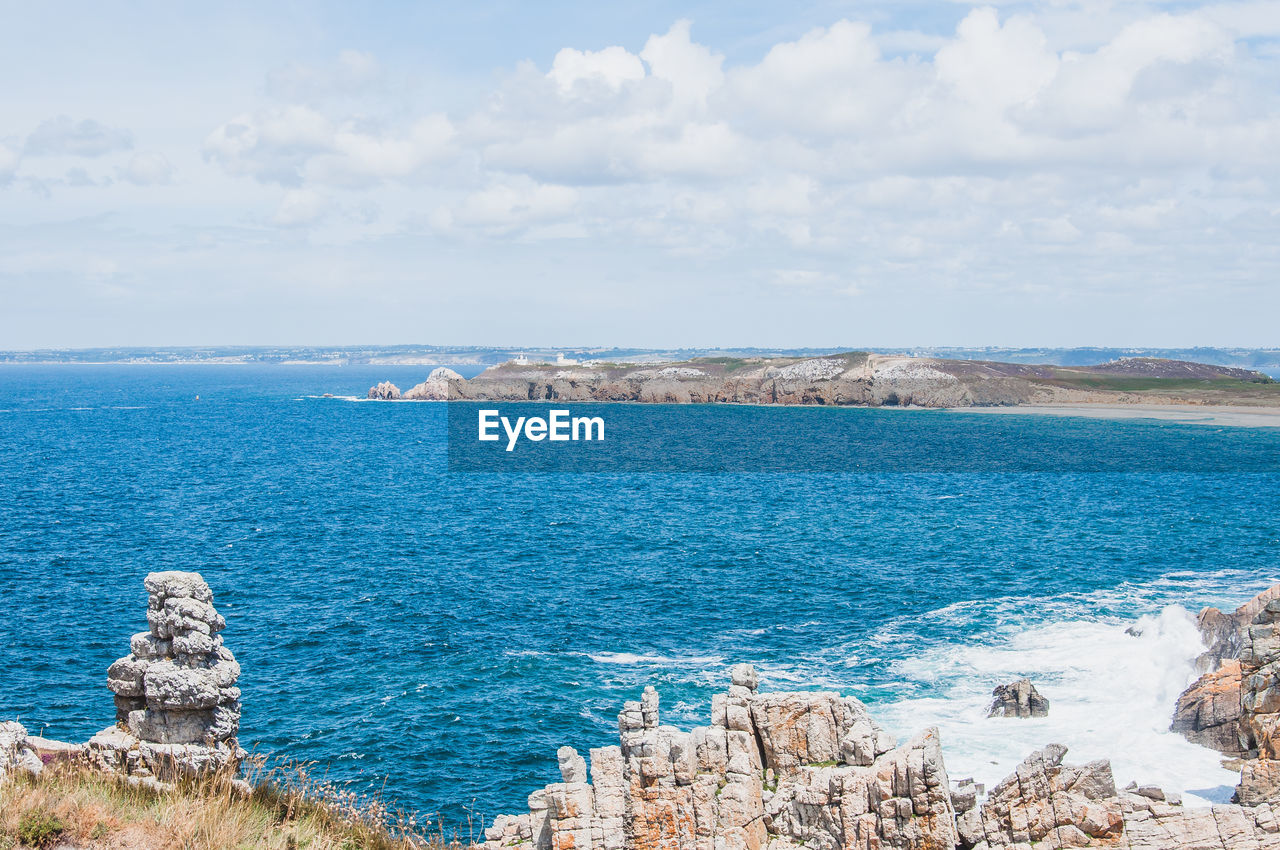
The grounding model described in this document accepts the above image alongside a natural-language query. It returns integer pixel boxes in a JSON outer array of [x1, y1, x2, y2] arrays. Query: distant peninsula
[[369, 353, 1280, 410]]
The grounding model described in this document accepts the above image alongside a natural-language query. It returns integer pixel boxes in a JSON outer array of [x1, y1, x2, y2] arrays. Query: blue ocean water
[[1, 366, 1279, 826]]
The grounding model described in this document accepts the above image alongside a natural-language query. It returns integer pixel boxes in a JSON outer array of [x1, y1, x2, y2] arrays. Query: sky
[[2, 0, 1278, 350]]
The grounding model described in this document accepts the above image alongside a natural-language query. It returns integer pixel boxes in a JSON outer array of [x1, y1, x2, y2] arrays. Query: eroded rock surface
[[1171, 661, 1246, 755], [404, 367, 464, 400], [1193, 584, 1280, 673], [485, 665, 956, 850], [368, 380, 402, 400], [956, 744, 1124, 848], [1172, 589, 1280, 759], [0, 721, 45, 782], [92, 571, 242, 780], [986, 679, 1050, 719]]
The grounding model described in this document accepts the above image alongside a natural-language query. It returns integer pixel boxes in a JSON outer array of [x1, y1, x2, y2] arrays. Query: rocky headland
[[368, 354, 1279, 410]]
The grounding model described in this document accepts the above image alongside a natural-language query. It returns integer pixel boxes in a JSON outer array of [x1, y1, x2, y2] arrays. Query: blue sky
[[2, 1, 1278, 349]]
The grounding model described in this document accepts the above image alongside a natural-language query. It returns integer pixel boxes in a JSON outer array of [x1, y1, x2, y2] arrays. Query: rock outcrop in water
[[91, 571, 243, 780], [368, 380, 402, 400], [986, 679, 1050, 719]]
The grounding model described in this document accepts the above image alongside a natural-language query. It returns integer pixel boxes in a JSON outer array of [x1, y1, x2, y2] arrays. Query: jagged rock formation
[[484, 663, 957, 850], [1171, 661, 1247, 755], [1193, 584, 1280, 673], [492, 654, 1280, 850], [91, 571, 242, 780], [986, 679, 1050, 719], [955, 744, 1123, 848], [404, 367, 464, 400], [1243, 600, 1280, 760], [368, 380, 402, 400], [1172, 585, 1280, 759]]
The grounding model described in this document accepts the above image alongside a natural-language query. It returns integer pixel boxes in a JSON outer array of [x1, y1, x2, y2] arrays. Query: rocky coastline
[[481, 584, 1280, 850], [7, 579, 1280, 849], [367, 354, 1278, 410]]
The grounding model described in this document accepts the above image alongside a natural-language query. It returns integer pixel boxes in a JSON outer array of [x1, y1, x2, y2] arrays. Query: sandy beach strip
[[947, 403, 1280, 428]]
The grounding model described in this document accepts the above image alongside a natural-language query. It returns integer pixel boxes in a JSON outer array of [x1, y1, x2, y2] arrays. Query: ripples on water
[[0, 366, 1277, 822]]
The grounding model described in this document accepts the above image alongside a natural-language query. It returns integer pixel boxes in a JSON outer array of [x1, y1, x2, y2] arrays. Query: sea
[[1, 365, 1278, 832]]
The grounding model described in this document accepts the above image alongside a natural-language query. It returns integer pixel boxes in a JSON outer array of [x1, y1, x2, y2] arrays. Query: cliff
[[484, 659, 1280, 850], [485, 586, 1280, 850], [370, 354, 1279, 409]]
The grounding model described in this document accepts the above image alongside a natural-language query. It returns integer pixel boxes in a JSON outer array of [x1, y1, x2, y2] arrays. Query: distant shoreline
[[948, 402, 1280, 428]]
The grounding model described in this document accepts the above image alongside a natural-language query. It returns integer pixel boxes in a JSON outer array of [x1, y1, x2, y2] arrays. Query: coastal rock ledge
[[486, 661, 1280, 850]]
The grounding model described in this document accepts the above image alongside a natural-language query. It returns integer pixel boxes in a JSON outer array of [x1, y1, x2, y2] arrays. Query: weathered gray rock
[[951, 778, 979, 814], [0, 721, 45, 782], [1120, 784, 1280, 849], [558, 746, 588, 783], [100, 571, 241, 778], [1192, 584, 1280, 673], [986, 678, 1050, 719], [1172, 586, 1280, 759], [403, 367, 464, 400], [367, 381, 402, 400]]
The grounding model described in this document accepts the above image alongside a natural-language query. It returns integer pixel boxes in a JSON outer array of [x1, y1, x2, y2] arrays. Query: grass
[[0, 758, 472, 850], [1043, 376, 1275, 392]]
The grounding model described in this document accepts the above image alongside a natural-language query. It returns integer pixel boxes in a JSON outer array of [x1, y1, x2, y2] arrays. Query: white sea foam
[[875, 604, 1238, 806], [590, 652, 724, 666]]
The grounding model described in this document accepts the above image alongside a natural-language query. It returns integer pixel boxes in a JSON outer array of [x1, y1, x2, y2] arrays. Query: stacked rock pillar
[[99, 571, 241, 777]]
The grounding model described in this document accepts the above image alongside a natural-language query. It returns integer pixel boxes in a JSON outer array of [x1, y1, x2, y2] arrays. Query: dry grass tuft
[[1, 758, 472, 850]]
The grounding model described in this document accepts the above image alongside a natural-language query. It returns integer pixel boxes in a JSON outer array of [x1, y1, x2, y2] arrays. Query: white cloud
[[0, 143, 17, 182], [185, 6, 1280, 309], [274, 188, 326, 225], [24, 116, 133, 157], [122, 151, 173, 185], [204, 106, 452, 187], [935, 9, 1058, 111], [639, 20, 724, 109], [548, 45, 645, 94], [442, 178, 578, 234], [267, 49, 382, 100]]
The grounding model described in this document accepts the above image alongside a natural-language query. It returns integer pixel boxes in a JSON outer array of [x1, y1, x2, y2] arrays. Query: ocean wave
[[589, 652, 724, 666], [875, 603, 1235, 806]]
